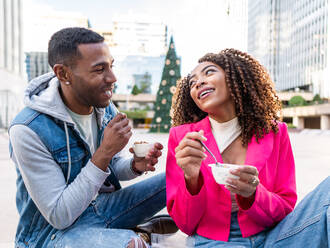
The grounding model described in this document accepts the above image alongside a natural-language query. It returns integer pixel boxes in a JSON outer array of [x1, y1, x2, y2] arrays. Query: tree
[[131, 84, 142, 95], [150, 36, 181, 133], [288, 95, 307, 107], [133, 72, 152, 94], [139, 72, 152, 94], [312, 94, 322, 104]]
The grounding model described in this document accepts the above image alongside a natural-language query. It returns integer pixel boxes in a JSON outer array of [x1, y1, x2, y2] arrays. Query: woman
[[166, 48, 329, 247]]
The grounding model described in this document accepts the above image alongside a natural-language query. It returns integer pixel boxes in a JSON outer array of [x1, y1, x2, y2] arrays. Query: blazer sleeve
[[237, 123, 297, 227], [166, 127, 207, 235]]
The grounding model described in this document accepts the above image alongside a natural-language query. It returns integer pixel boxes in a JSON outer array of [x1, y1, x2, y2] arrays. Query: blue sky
[[26, 0, 247, 76]]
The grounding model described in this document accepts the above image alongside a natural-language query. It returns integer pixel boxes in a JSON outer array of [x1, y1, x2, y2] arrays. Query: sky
[[23, 0, 247, 77]]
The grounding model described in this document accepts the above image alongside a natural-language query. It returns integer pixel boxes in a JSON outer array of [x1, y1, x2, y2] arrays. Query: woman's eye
[[205, 69, 215, 75], [189, 81, 196, 88]]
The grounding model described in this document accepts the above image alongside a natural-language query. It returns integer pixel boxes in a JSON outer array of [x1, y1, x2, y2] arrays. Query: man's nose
[[105, 69, 117, 84]]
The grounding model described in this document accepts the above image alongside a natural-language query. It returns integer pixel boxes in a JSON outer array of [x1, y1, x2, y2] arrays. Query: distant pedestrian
[[166, 48, 330, 247]]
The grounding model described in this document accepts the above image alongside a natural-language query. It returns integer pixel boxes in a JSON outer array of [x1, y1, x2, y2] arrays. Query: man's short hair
[[48, 27, 104, 68]]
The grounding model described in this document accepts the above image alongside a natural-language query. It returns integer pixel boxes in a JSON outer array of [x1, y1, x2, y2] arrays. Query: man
[[9, 27, 166, 248]]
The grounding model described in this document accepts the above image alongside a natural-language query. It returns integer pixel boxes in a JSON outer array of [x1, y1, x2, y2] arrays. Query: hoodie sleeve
[[111, 152, 139, 180], [9, 124, 110, 230]]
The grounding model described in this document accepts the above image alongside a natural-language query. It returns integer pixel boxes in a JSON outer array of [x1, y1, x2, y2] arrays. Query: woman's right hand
[[175, 130, 207, 181]]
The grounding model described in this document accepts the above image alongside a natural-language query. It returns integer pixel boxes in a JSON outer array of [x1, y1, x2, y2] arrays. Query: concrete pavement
[[0, 128, 329, 247]]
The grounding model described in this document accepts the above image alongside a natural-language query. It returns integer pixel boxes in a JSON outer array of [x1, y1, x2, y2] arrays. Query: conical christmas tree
[[150, 36, 181, 133]]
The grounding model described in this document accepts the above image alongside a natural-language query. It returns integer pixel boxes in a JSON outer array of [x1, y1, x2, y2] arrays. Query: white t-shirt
[[65, 107, 117, 193], [65, 107, 98, 154]]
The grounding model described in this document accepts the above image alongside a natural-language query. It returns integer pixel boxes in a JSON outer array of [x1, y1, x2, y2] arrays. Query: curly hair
[[171, 48, 282, 146]]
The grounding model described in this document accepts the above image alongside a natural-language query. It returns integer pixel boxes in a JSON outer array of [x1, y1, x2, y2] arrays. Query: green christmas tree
[[150, 36, 181, 133]]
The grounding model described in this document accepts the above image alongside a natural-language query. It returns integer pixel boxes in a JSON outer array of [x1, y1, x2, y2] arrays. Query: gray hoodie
[[9, 72, 138, 229]]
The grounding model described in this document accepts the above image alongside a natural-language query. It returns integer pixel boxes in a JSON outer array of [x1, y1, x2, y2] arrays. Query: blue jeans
[[47, 173, 166, 248], [192, 176, 330, 248]]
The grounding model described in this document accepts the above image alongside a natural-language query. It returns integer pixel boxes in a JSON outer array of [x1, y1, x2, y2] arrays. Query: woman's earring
[[65, 81, 70, 85]]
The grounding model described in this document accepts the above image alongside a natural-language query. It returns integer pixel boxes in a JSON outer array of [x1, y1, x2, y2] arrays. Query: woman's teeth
[[200, 89, 214, 98]]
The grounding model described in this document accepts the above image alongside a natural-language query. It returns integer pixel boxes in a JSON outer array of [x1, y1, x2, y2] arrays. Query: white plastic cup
[[132, 143, 153, 157], [208, 163, 241, 185]]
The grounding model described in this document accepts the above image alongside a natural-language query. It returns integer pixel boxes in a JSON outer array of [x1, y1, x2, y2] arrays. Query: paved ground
[[0, 128, 329, 247]]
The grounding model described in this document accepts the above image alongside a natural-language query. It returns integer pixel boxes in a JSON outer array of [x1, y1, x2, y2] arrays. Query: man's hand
[[129, 143, 163, 174], [91, 113, 132, 171]]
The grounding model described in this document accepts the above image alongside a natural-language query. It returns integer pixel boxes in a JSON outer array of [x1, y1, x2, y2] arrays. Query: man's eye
[[95, 68, 104, 72]]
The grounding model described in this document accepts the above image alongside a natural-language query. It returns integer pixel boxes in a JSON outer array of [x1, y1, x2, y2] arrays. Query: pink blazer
[[166, 117, 297, 241]]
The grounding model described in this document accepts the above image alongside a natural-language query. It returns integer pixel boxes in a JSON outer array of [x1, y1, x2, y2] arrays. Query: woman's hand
[[225, 165, 259, 198], [175, 130, 207, 178], [175, 130, 207, 194]]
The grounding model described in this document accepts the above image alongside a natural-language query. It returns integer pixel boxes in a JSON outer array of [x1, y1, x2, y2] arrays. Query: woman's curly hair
[[171, 48, 282, 146]]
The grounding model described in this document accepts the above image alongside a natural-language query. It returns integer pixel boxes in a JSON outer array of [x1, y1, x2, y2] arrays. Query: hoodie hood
[[24, 72, 74, 124], [23, 72, 115, 185], [24, 72, 107, 127]]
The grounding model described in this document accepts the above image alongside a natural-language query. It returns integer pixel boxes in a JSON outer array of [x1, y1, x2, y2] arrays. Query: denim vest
[[9, 104, 121, 247]]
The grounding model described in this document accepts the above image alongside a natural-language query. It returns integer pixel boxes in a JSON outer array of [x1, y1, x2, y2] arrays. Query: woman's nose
[[196, 79, 205, 88]]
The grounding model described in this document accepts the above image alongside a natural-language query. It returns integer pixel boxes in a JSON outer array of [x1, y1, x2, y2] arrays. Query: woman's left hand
[[225, 165, 259, 198]]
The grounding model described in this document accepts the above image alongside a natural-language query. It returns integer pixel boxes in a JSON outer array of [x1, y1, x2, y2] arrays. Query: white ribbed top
[[209, 116, 241, 212], [209, 117, 241, 153]]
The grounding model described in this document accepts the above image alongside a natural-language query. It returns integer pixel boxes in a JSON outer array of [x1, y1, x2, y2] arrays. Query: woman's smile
[[198, 87, 215, 100]]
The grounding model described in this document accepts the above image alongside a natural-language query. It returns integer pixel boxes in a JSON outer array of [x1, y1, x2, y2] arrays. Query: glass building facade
[[0, 0, 25, 128], [0, 0, 23, 75], [248, 0, 330, 98], [113, 55, 166, 95], [25, 52, 52, 81]]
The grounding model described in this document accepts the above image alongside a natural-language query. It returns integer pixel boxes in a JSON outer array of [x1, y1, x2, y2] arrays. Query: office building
[[111, 13, 167, 57], [0, 0, 25, 128], [95, 14, 168, 95], [25, 52, 51, 81], [114, 55, 165, 95], [24, 6, 89, 52], [0, 0, 23, 75], [248, 0, 330, 98]]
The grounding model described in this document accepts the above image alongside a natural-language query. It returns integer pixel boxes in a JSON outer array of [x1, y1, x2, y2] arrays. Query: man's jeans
[[191, 176, 330, 248], [47, 173, 166, 248]]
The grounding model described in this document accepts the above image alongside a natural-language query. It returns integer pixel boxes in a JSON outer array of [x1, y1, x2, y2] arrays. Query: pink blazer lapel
[[245, 133, 274, 173]]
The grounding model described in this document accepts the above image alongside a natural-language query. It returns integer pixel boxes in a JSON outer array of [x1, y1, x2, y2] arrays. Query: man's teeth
[[105, 90, 111, 96], [200, 89, 214, 97]]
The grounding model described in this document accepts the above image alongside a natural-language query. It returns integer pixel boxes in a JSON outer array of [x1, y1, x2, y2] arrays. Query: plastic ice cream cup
[[208, 163, 241, 185], [133, 142, 153, 157]]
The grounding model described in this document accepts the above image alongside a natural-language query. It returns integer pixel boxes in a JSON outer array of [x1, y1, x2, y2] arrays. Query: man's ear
[[53, 64, 71, 84]]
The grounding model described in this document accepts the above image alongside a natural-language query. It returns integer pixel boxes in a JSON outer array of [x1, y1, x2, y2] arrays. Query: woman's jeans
[[47, 173, 166, 248], [191, 176, 330, 248]]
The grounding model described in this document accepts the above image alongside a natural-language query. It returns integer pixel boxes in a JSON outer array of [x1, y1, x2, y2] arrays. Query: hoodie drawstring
[[64, 122, 72, 184]]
